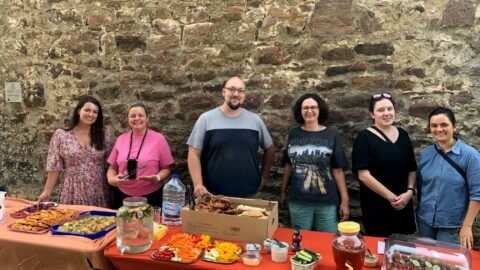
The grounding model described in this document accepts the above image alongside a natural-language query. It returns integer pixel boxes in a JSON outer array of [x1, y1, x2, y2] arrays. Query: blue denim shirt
[[417, 139, 480, 228]]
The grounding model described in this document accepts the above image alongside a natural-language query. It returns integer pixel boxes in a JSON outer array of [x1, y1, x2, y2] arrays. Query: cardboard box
[[181, 197, 278, 243]]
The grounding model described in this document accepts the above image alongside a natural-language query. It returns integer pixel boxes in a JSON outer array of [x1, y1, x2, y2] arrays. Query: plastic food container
[[271, 241, 289, 263], [263, 239, 272, 253], [290, 256, 317, 270], [364, 253, 379, 267], [241, 253, 262, 267], [382, 234, 471, 270]]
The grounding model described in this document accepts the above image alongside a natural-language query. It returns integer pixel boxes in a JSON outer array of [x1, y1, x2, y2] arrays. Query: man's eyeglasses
[[371, 92, 392, 100], [301, 105, 319, 112], [224, 87, 246, 95]]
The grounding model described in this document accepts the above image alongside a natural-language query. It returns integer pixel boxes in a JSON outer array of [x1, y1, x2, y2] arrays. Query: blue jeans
[[289, 202, 338, 233], [417, 216, 460, 244]]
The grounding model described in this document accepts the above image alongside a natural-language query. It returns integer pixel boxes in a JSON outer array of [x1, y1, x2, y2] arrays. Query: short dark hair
[[292, 93, 329, 124], [368, 92, 395, 112], [64, 95, 105, 151], [428, 107, 456, 128]]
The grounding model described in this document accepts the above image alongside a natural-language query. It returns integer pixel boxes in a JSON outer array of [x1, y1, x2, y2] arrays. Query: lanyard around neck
[[127, 130, 148, 160]]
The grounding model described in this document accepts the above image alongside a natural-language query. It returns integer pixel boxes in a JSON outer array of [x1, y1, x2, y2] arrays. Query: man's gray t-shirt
[[187, 108, 273, 197]]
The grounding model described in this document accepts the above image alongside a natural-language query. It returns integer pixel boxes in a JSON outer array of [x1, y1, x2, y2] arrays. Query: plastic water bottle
[[161, 173, 185, 226]]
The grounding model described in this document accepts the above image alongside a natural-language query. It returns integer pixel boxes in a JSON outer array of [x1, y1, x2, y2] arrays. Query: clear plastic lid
[[383, 234, 471, 270]]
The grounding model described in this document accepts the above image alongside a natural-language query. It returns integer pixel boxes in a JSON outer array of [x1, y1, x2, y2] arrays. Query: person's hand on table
[[38, 191, 51, 202], [194, 184, 211, 197]]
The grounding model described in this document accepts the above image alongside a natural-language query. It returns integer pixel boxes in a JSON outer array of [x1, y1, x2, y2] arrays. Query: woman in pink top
[[107, 103, 174, 208]]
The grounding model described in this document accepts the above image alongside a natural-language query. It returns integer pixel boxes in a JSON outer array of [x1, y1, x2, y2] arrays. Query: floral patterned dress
[[46, 129, 112, 207]]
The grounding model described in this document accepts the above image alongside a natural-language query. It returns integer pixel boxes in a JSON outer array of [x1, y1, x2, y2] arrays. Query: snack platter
[[7, 223, 50, 234], [8, 208, 79, 234], [10, 202, 58, 218], [50, 211, 116, 240], [202, 241, 243, 264], [151, 247, 203, 264]]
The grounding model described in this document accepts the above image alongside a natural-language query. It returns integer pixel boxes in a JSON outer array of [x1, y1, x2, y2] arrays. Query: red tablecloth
[[104, 226, 480, 270]]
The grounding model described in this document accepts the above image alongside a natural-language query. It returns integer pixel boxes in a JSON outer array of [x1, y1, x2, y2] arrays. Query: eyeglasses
[[371, 92, 392, 100], [301, 105, 319, 112], [224, 87, 246, 95]]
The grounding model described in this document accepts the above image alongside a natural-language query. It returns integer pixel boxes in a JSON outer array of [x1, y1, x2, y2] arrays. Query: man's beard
[[227, 100, 241, 110]]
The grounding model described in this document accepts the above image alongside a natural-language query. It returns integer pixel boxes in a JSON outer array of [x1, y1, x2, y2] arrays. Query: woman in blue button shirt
[[417, 107, 480, 249]]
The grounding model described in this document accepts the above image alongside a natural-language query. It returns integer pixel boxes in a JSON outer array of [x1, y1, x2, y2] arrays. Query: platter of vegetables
[[202, 241, 243, 264], [151, 233, 203, 263]]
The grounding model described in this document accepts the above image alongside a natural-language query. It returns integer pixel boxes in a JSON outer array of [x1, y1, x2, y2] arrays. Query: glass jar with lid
[[116, 197, 153, 254], [332, 221, 366, 270]]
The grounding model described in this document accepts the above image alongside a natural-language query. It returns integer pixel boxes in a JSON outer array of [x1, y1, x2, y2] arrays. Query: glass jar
[[116, 197, 153, 254], [332, 221, 366, 270]]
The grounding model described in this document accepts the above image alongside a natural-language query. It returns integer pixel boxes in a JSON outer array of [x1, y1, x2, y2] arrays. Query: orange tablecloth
[[0, 197, 116, 270], [104, 225, 476, 270]]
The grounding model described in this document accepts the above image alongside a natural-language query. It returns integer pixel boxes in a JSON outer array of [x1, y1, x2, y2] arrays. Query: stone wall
[[1, 0, 479, 245]]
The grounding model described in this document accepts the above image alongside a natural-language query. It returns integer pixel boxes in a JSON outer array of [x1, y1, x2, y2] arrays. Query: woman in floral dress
[[38, 96, 112, 207]]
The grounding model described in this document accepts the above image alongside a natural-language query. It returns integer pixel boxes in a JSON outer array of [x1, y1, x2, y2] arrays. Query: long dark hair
[[64, 95, 105, 151], [292, 93, 329, 124]]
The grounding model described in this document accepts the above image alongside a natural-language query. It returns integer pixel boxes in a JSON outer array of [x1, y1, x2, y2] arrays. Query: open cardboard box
[[181, 196, 278, 243]]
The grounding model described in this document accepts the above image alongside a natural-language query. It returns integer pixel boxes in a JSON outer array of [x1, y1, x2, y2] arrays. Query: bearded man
[[187, 76, 275, 198]]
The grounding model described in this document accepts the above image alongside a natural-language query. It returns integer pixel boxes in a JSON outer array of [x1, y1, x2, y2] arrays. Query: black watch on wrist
[[407, 187, 416, 195]]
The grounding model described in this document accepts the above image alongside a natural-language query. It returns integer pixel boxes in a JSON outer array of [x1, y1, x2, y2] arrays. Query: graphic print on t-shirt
[[288, 143, 333, 194]]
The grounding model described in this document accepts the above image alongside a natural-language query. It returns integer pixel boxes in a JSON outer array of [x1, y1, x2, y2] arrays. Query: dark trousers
[[112, 186, 164, 209]]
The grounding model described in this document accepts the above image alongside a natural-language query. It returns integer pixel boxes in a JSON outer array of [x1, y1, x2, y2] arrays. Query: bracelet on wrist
[[407, 187, 416, 195]]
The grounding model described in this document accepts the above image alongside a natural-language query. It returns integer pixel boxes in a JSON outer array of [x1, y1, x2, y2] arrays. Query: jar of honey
[[332, 221, 366, 270]]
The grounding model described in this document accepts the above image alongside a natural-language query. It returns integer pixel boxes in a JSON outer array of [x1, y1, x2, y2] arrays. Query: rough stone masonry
[[0, 0, 479, 245]]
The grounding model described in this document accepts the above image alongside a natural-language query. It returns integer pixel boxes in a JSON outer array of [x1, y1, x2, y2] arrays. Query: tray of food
[[383, 234, 471, 270], [151, 246, 202, 263], [151, 233, 203, 263], [10, 202, 58, 218], [202, 241, 243, 264], [50, 211, 116, 239], [8, 208, 79, 233]]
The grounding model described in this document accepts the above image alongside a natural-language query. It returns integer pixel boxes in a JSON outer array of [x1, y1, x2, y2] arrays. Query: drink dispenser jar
[[116, 197, 153, 254], [332, 221, 366, 270], [383, 234, 471, 270]]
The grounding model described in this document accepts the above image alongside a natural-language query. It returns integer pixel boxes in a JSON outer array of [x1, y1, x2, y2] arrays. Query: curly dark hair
[[292, 93, 329, 124], [64, 95, 105, 151]]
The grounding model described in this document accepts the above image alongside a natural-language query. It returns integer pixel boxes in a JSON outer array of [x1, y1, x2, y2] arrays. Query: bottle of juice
[[292, 225, 302, 252]]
